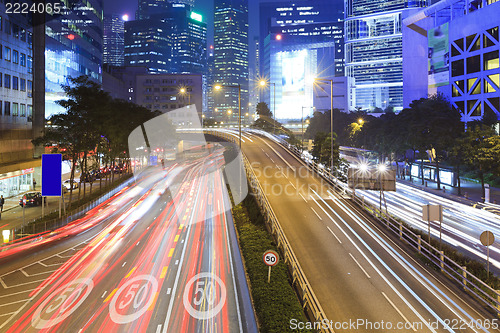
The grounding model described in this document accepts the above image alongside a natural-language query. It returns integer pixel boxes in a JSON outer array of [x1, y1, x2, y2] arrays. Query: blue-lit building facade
[[45, 0, 103, 117], [259, 1, 344, 120], [212, 0, 249, 121], [345, 0, 428, 113], [403, 0, 500, 130], [0, 1, 37, 197]]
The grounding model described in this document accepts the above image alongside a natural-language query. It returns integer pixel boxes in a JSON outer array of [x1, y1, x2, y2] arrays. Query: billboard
[[42, 154, 62, 197], [428, 22, 449, 88], [281, 50, 306, 97]]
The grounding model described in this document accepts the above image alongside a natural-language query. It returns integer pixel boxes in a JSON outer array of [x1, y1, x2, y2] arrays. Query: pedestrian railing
[[8, 174, 135, 243]]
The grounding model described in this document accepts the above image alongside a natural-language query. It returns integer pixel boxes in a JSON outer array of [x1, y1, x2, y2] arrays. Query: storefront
[[0, 168, 35, 198]]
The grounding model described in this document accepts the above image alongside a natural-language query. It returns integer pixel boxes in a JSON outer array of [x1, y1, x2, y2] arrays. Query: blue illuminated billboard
[[42, 154, 62, 197]]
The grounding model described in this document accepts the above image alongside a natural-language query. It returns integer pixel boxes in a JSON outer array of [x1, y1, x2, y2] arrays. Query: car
[[63, 179, 79, 190], [80, 172, 95, 183], [19, 192, 42, 207]]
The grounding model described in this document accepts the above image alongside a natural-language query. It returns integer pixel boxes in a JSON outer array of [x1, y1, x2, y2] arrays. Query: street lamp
[[214, 84, 242, 148], [259, 80, 276, 135], [179, 87, 191, 106], [314, 78, 334, 173]]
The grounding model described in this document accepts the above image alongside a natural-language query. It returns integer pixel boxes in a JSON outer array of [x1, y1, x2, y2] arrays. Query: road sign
[[422, 204, 443, 222], [42, 154, 62, 197], [480, 231, 495, 278], [22, 196, 27, 206], [263, 250, 279, 284], [263, 250, 279, 267], [347, 168, 396, 191], [480, 231, 495, 246]]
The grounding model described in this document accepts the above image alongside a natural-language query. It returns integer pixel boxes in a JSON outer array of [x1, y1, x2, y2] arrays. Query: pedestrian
[[0, 195, 4, 213], [33, 178, 37, 189]]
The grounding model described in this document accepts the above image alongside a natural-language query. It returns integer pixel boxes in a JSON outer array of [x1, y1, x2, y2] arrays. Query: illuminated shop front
[[0, 168, 34, 197]]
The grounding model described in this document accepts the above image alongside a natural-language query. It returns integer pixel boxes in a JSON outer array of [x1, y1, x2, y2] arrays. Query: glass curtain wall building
[[104, 14, 124, 66], [45, 0, 103, 117], [213, 0, 249, 121], [345, 0, 428, 113]]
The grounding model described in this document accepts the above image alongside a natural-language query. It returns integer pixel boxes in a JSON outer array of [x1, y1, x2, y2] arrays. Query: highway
[[240, 130, 498, 332], [357, 183, 500, 276], [0, 146, 255, 332]]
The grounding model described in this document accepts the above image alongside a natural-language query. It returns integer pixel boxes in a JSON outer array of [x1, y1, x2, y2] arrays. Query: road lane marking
[[0, 311, 18, 317], [178, 224, 184, 230], [103, 288, 118, 303], [288, 181, 296, 190], [136, 241, 140, 246], [101, 291, 107, 298], [174, 235, 179, 242], [156, 325, 162, 333], [37, 261, 48, 267], [160, 266, 168, 279], [0, 288, 35, 298], [168, 248, 175, 257], [181, 239, 184, 244], [166, 288, 171, 295], [299, 193, 307, 203], [122, 262, 127, 267], [175, 260, 179, 265], [382, 292, 417, 332], [1, 278, 46, 289], [310, 207, 322, 220], [326, 226, 342, 244], [148, 292, 159, 311], [125, 267, 136, 278], [0, 298, 30, 307], [348, 253, 371, 279], [20, 269, 29, 277]]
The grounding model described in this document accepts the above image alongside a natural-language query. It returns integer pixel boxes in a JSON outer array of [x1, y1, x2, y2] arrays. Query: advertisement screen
[[282, 51, 306, 97], [428, 22, 449, 88]]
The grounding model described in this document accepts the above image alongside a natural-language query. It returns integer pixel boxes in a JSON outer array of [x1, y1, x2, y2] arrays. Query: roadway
[[0, 145, 255, 332], [240, 130, 498, 332], [357, 183, 500, 276]]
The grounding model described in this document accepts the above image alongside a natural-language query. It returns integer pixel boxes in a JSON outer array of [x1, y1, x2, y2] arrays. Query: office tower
[[345, 0, 428, 112], [213, 0, 249, 121], [45, 0, 104, 117], [104, 14, 125, 66], [137, 0, 195, 20], [0, 1, 38, 195], [125, 3, 206, 75], [259, 0, 344, 77]]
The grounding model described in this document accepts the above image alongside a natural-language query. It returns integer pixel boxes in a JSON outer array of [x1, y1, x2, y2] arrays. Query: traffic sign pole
[[263, 250, 279, 284]]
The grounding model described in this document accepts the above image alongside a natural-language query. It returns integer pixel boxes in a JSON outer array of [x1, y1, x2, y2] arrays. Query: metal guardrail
[[205, 129, 334, 332], [273, 136, 500, 316]]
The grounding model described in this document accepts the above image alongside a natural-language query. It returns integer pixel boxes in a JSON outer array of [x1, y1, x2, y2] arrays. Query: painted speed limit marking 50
[[109, 274, 158, 324], [32, 278, 94, 329], [183, 273, 226, 320]]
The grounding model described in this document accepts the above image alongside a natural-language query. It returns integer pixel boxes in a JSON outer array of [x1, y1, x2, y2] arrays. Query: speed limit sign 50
[[263, 250, 279, 267]]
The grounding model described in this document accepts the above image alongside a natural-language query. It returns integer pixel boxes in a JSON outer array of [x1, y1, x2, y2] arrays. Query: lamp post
[[259, 80, 276, 135], [179, 87, 191, 105], [214, 84, 242, 148], [314, 78, 334, 172]]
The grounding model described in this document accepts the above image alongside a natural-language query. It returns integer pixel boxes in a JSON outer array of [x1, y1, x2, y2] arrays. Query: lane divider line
[[348, 253, 371, 279]]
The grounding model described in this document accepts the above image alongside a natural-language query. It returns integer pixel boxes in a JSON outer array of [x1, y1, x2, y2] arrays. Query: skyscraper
[[104, 14, 125, 66], [345, 0, 428, 112], [125, 3, 206, 75], [213, 0, 249, 121], [137, 0, 195, 20]]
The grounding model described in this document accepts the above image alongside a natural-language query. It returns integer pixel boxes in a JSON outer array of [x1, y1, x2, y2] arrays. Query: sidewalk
[[397, 176, 500, 206]]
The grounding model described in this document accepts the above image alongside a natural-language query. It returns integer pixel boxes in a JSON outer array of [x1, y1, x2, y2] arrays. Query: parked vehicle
[[19, 192, 42, 207], [80, 172, 95, 183], [63, 179, 79, 190]]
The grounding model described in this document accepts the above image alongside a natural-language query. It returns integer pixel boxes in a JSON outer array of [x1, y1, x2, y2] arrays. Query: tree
[[311, 132, 340, 168], [461, 125, 497, 201], [256, 102, 272, 118]]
